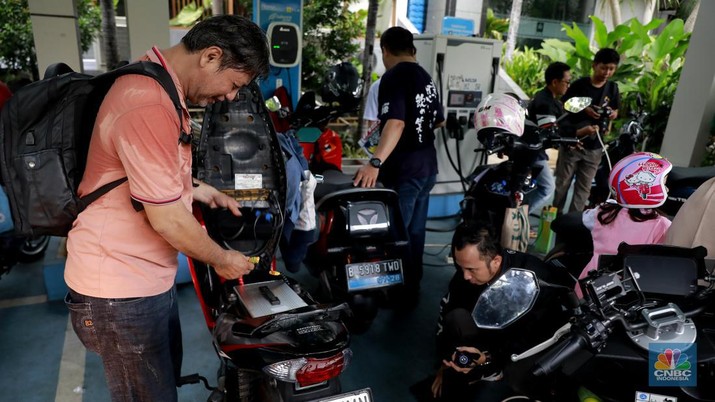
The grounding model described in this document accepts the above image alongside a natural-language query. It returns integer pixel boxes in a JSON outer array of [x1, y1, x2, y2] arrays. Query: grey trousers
[[552, 147, 602, 214]]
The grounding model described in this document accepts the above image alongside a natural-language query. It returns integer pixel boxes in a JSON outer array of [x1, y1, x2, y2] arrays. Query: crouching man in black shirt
[[431, 222, 569, 401]]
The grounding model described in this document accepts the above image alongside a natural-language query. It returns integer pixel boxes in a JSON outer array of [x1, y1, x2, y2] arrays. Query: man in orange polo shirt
[[64, 16, 269, 402]]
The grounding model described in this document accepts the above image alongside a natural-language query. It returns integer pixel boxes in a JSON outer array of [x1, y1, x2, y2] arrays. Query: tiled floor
[[0, 219, 462, 402]]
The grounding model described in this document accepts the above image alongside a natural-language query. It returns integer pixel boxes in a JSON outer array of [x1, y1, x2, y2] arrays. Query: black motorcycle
[[472, 244, 715, 401], [661, 165, 715, 216], [277, 64, 411, 333], [546, 164, 715, 279], [304, 169, 411, 332], [460, 97, 586, 240], [183, 82, 370, 402]]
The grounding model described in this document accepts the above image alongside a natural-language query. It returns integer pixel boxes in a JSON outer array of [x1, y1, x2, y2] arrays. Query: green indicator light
[[273, 45, 281, 49]]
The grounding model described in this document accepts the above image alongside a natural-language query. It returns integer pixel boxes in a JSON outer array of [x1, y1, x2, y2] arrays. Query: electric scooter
[[472, 244, 715, 401], [279, 64, 411, 332], [184, 82, 372, 402], [460, 96, 587, 239]]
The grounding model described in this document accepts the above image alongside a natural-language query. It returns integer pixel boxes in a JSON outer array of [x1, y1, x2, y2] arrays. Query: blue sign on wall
[[407, 0, 426, 33], [253, 0, 303, 109], [442, 17, 475, 37]]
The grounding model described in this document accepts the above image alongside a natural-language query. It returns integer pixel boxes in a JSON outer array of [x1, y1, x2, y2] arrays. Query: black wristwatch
[[368, 157, 382, 168]]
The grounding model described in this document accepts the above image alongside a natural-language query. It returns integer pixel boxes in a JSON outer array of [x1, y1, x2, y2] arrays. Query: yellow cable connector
[[248, 256, 260, 264]]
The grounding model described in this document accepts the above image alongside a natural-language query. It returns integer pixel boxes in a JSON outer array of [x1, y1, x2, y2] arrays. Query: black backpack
[[0, 61, 184, 237]]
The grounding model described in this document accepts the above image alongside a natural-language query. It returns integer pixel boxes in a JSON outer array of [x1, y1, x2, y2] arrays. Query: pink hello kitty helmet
[[609, 152, 672, 208], [473, 93, 526, 138]]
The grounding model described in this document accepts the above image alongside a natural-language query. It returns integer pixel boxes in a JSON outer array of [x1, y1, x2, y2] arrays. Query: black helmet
[[320, 62, 362, 107]]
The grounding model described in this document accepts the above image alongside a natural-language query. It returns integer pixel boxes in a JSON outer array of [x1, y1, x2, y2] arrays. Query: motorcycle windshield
[[473, 268, 540, 329]]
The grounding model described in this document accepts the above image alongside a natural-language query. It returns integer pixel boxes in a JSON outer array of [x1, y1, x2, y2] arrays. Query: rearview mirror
[[473, 268, 540, 329], [563, 97, 592, 114]]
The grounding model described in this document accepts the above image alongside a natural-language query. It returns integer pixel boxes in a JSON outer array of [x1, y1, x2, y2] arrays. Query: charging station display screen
[[268, 23, 301, 67], [447, 90, 481, 108], [449, 93, 465, 106]]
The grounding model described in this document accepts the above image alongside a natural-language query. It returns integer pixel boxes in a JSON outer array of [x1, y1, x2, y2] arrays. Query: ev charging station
[[267, 22, 302, 68], [253, 0, 303, 107], [413, 35, 503, 216]]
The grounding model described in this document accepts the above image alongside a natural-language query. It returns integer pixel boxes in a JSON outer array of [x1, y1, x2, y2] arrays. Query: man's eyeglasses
[[561, 79, 571, 85]]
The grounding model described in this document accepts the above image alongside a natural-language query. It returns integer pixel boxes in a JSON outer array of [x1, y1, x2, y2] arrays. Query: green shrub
[[484, 8, 509, 40], [302, 0, 364, 93], [502, 46, 549, 98], [537, 16, 690, 152], [169, 1, 211, 27]]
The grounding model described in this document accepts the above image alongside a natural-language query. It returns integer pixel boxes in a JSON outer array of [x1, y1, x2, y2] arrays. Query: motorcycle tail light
[[263, 349, 352, 386], [296, 349, 352, 387], [263, 357, 307, 382]]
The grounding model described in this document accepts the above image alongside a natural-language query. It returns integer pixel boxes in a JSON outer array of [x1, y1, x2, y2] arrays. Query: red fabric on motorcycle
[[0, 80, 11, 110], [300, 141, 316, 166], [314, 128, 342, 171], [269, 85, 292, 133]]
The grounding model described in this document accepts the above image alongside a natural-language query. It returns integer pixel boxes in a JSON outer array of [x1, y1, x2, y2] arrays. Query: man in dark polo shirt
[[526, 61, 572, 215]]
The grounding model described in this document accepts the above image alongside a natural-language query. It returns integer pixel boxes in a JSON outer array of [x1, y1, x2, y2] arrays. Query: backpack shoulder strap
[[80, 177, 129, 206], [43, 62, 76, 79], [597, 80, 615, 108], [100, 61, 184, 130], [79, 62, 188, 208]]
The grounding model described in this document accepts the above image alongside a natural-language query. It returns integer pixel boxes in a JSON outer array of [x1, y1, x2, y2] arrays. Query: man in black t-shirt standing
[[553, 48, 620, 214], [525, 61, 572, 215], [353, 26, 445, 299]]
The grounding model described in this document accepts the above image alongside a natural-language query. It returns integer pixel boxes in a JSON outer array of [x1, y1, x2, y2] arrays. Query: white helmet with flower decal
[[473, 92, 526, 138]]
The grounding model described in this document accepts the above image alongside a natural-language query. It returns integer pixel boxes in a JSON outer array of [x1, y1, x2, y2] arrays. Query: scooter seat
[[314, 169, 354, 201], [551, 211, 593, 252], [667, 166, 715, 187], [314, 169, 385, 202]]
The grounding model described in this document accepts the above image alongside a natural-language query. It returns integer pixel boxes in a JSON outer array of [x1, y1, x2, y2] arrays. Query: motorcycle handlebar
[[550, 137, 580, 145], [487, 144, 506, 155], [532, 331, 589, 377]]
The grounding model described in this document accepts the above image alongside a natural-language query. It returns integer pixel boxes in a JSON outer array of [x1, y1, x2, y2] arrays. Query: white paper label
[[234, 174, 262, 190]]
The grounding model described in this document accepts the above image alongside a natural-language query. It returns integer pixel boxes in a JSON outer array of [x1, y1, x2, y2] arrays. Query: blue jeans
[[65, 286, 183, 402], [526, 159, 556, 215], [390, 174, 437, 290]]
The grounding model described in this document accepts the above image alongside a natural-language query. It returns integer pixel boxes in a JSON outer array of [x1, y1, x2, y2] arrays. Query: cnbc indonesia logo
[[651, 347, 695, 386]]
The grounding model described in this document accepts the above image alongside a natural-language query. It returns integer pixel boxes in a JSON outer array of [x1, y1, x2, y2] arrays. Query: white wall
[[125, 0, 170, 59], [660, 0, 715, 166], [28, 0, 83, 74], [593, 0, 650, 30], [454, 0, 484, 34]]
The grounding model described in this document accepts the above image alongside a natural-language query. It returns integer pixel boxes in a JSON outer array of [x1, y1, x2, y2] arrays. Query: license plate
[[311, 388, 373, 402], [345, 259, 403, 291]]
